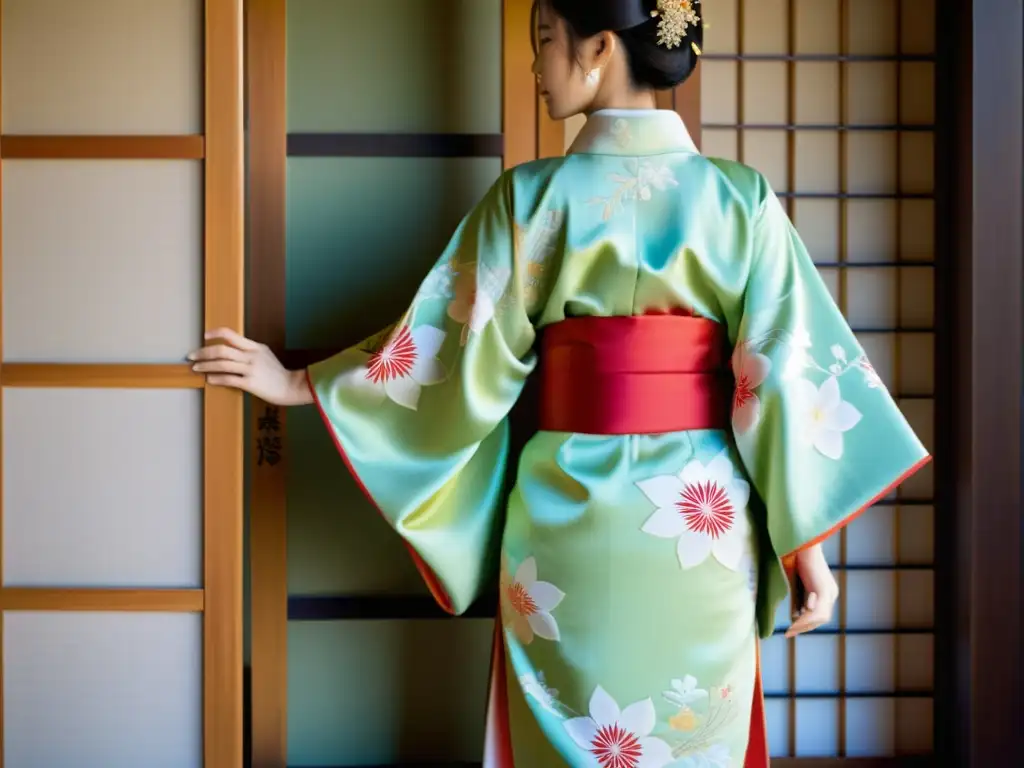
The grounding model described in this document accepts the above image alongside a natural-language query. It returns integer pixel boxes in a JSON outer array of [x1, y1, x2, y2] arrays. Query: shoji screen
[[700, 0, 936, 760], [0, 1, 244, 766], [246, 1, 538, 765]]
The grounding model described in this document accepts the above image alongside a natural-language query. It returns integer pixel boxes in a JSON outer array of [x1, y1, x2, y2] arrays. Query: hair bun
[[546, 0, 703, 91]]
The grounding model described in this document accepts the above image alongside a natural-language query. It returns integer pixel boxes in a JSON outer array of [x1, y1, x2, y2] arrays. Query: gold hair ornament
[[650, 0, 702, 55]]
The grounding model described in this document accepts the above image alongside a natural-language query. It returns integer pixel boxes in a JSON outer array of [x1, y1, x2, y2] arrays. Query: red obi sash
[[538, 315, 732, 435]]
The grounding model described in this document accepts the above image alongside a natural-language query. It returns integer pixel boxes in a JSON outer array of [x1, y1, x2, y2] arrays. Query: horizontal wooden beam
[[0, 587, 204, 612], [1, 363, 203, 389], [0, 135, 205, 160], [287, 132, 504, 158]]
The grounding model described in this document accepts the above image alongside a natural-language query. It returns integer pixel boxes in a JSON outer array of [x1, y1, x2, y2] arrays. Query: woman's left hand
[[785, 543, 839, 638], [189, 328, 313, 406]]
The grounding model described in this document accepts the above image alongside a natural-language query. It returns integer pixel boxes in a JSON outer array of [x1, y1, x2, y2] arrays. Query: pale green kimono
[[307, 110, 930, 767]]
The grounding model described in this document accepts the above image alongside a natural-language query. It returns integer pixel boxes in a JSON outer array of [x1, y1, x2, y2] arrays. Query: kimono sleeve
[[730, 187, 932, 567], [305, 171, 536, 615]]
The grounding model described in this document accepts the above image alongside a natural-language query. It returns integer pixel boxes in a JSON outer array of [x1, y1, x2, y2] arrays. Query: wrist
[[287, 368, 314, 406]]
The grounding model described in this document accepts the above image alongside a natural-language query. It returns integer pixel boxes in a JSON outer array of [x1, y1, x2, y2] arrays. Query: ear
[[581, 30, 617, 71]]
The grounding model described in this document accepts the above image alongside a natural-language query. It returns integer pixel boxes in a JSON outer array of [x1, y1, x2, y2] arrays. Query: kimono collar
[[566, 109, 699, 157]]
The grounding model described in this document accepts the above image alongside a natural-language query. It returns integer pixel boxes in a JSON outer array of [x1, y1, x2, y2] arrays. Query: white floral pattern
[[589, 159, 678, 221], [351, 324, 446, 410], [792, 375, 862, 459], [731, 341, 771, 433], [520, 672, 562, 716], [564, 686, 674, 768], [447, 260, 512, 344], [500, 555, 564, 644], [636, 451, 751, 571], [517, 209, 564, 308]]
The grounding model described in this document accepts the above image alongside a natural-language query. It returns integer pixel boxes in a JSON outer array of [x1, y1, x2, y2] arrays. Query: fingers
[[192, 359, 249, 376], [784, 592, 835, 638], [189, 344, 249, 364], [204, 327, 260, 351], [205, 373, 249, 390]]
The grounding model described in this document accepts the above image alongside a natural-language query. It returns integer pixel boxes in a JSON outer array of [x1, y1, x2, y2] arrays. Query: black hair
[[531, 0, 703, 91]]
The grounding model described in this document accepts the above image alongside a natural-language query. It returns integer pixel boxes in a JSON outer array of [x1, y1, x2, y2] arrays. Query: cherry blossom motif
[[636, 452, 750, 571], [355, 324, 445, 410], [792, 375, 862, 459], [676, 743, 731, 767], [731, 342, 772, 433], [520, 672, 561, 716], [447, 260, 511, 345], [856, 354, 884, 389], [564, 686, 674, 768], [663, 675, 709, 732], [782, 325, 813, 381], [500, 555, 564, 644]]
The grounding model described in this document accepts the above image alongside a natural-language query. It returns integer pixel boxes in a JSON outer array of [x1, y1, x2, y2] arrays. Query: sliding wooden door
[[0, 1, 244, 765]]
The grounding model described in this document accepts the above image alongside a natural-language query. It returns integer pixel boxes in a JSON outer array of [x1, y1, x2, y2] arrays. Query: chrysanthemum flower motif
[[636, 452, 751, 571], [792, 375, 862, 459], [564, 686, 674, 768], [500, 555, 564, 645], [731, 342, 772, 433], [447, 261, 512, 344], [354, 324, 445, 410]]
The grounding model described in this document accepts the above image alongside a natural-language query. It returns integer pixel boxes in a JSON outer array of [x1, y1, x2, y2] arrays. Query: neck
[[585, 89, 658, 116]]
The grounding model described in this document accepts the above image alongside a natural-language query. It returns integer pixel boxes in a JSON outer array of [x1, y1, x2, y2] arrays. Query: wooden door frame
[[935, 0, 1023, 763], [0, 0, 244, 765]]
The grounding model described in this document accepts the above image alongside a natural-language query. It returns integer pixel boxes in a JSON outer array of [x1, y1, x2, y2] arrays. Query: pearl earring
[[585, 67, 601, 86]]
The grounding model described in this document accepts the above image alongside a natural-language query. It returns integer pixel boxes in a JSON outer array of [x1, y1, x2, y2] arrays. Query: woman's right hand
[[189, 328, 314, 406]]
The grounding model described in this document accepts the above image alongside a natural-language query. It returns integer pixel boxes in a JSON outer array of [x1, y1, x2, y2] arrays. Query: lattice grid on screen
[[699, 0, 936, 758]]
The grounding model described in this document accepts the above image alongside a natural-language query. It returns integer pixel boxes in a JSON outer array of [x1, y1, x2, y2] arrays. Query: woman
[[192, 1, 930, 765]]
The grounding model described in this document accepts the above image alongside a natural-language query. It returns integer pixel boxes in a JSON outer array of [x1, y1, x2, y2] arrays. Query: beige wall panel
[[794, 0, 839, 54], [741, 0, 786, 53], [701, 61, 738, 124], [1, 0, 202, 135], [702, 0, 737, 54], [2, 388, 202, 588], [2, 160, 202, 363], [3, 611, 202, 768]]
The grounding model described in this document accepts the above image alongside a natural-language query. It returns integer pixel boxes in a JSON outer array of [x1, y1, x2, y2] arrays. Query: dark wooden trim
[[703, 123, 935, 132], [246, 1, 289, 767], [0, 135, 205, 159], [936, 0, 1024, 764], [286, 132, 504, 158], [700, 53, 936, 63], [287, 594, 498, 621], [290, 757, 929, 768]]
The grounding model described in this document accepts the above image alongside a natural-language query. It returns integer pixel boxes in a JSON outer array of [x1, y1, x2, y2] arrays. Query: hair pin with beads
[[650, 0, 701, 54]]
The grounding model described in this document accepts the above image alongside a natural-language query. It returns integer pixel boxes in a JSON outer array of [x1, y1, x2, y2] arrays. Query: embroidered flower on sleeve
[[731, 342, 772, 433], [636, 451, 751, 571], [792, 375, 862, 459], [447, 260, 512, 344], [564, 686, 674, 768], [663, 676, 709, 732], [520, 672, 562, 717], [855, 354, 885, 389], [352, 324, 446, 410], [500, 555, 564, 644]]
